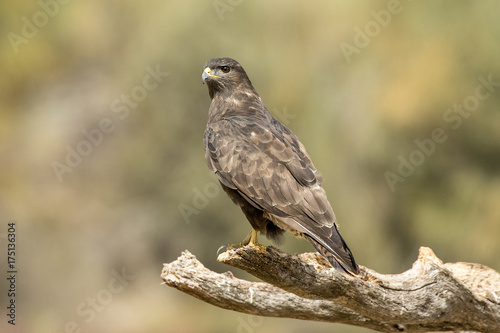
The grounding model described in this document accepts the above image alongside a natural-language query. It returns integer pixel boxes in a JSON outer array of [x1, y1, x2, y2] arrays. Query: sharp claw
[[217, 244, 229, 256]]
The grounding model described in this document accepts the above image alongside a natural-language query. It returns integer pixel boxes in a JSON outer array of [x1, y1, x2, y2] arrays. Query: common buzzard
[[202, 57, 359, 275]]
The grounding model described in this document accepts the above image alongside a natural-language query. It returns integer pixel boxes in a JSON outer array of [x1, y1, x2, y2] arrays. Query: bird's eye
[[220, 66, 230, 73]]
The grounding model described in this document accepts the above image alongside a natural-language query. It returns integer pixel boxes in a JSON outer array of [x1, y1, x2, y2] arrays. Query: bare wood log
[[161, 250, 388, 331], [161, 246, 500, 333]]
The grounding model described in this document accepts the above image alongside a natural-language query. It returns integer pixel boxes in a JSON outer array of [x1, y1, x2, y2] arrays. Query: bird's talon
[[217, 244, 230, 255], [249, 242, 268, 253]]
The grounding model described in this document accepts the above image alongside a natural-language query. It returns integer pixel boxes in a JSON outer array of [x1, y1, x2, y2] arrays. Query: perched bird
[[202, 57, 359, 275]]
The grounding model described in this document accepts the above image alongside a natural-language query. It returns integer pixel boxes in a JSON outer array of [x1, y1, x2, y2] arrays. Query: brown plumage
[[202, 57, 359, 275]]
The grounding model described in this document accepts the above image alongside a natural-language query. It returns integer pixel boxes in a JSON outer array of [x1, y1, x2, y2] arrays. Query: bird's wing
[[205, 116, 333, 228], [205, 116, 358, 274]]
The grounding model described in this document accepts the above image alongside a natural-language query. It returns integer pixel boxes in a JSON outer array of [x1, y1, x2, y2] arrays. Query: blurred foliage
[[0, 1, 499, 333]]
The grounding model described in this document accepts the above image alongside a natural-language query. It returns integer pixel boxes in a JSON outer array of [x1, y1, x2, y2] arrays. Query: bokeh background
[[1, 1, 499, 332]]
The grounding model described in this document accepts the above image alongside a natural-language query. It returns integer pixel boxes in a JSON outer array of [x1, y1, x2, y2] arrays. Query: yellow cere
[[204, 66, 222, 79]]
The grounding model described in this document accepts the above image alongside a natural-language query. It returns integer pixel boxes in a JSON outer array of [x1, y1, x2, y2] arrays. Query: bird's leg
[[242, 229, 258, 246], [225, 230, 257, 250], [220, 229, 267, 253], [241, 229, 268, 252]]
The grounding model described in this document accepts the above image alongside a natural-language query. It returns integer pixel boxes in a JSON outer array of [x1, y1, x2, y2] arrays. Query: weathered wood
[[161, 246, 500, 333]]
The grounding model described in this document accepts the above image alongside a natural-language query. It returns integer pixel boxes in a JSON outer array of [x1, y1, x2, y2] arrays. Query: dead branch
[[161, 246, 500, 333]]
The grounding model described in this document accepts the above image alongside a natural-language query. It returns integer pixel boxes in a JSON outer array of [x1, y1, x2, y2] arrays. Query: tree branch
[[161, 246, 500, 333]]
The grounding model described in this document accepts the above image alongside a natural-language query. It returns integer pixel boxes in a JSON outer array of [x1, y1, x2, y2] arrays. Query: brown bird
[[202, 57, 359, 275]]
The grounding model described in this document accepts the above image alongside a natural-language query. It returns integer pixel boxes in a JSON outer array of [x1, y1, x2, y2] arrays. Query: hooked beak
[[202, 67, 221, 84]]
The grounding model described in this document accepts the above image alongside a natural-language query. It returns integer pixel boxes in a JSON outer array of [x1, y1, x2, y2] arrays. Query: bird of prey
[[201, 57, 359, 275]]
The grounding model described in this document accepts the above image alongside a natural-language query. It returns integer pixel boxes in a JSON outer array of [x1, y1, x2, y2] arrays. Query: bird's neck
[[208, 89, 270, 124]]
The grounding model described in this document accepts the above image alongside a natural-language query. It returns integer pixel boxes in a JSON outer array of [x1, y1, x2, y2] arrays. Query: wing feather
[[205, 117, 330, 225]]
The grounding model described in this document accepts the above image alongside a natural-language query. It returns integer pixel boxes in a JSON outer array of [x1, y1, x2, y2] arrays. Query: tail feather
[[304, 227, 359, 275]]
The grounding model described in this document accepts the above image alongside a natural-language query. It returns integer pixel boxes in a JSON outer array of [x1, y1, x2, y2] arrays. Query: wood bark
[[161, 246, 500, 333]]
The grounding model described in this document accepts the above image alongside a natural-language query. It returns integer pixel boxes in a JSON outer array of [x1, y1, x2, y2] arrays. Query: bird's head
[[202, 57, 253, 99]]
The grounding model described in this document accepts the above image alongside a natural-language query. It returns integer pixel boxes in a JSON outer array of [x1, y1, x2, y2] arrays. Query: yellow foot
[[241, 229, 268, 253], [217, 230, 267, 254]]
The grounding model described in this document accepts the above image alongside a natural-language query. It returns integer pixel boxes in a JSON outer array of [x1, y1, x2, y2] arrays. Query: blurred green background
[[1, 1, 499, 332]]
